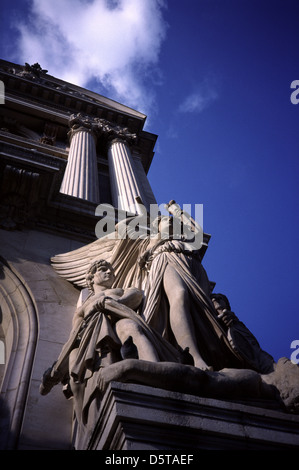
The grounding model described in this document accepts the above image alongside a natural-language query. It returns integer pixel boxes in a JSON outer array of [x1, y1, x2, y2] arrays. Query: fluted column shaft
[[108, 138, 146, 214], [60, 123, 100, 203], [131, 151, 157, 208]]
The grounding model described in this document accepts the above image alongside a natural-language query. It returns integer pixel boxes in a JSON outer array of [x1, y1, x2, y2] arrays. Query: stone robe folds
[[71, 297, 183, 384], [67, 297, 183, 427], [141, 240, 243, 371], [51, 221, 244, 372]]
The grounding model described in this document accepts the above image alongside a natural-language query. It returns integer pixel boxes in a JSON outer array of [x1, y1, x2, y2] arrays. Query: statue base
[[78, 381, 299, 450]]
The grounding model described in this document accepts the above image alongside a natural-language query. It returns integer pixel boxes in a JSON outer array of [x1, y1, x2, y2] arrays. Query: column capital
[[68, 112, 100, 130], [67, 113, 137, 146], [68, 113, 99, 141], [97, 119, 137, 147]]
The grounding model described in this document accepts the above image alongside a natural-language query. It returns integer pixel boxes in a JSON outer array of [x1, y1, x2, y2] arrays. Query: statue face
[[93, 263, 115, 288], [158, 216, 173, 237]]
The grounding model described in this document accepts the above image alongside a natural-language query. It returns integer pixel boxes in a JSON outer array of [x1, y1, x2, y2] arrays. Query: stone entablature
[[0, 60, 157, 174], [0, 61, 144, 128], [0, 59, 158, 232]]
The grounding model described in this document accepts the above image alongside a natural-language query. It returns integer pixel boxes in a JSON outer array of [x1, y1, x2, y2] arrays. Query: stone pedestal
[[86, 382, 299, 450]]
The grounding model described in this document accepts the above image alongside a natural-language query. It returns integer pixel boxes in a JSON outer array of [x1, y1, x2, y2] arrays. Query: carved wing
[[51, 234, 118, 288]]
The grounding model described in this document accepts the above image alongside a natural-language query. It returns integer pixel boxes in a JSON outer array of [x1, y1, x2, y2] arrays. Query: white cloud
[[178, 84, 218, 114], [14, 0, 167, 116]]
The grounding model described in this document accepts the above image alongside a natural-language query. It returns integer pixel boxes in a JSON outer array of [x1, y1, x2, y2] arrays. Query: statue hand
[[95, 296, 114, 310], [165, 200, 182, 216], [166, 199, 176, 208], [218, 309, 237, 327], [85, 295, 110, 316]]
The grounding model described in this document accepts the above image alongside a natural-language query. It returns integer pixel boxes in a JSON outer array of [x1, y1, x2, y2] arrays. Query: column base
[[84, 382, 299, 450]]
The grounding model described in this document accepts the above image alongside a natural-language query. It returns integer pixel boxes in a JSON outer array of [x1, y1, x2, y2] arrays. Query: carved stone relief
[[39, 200, 299, 447]]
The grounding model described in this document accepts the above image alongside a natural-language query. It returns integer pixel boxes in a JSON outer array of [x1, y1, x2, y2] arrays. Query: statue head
[[86, 259, 115, 292], [151, 215, 181, 240]]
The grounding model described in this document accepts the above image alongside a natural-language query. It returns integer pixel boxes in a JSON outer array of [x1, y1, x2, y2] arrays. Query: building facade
[[1, 60, 298, 452], [0, 59, 158, 450]]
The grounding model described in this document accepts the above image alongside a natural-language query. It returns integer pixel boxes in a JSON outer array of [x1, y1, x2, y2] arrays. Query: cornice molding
[[0, 60, 146, 130], [67, 112, 137, 146], [0, 59, 157, 174]]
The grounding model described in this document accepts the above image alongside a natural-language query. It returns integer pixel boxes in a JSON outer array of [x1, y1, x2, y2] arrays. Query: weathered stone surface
[[1, 58, 297, 452], [0, 229, 81, 450], [18, 379, 73, 450], [44, 205, 299, 449], [85, 381, 299, 450], [263, 357, 299, 413]]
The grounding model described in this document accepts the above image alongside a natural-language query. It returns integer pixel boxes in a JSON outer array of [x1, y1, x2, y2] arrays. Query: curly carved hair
[[85, 259, 114, 292]]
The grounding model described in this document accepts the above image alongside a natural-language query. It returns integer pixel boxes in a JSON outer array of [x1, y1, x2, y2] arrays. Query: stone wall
[[0, 228, 83, 449]]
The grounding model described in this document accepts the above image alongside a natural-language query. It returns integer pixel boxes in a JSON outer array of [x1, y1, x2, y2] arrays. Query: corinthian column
[[131, 150, 157, 207], [60, 114, 100, 203], [108, 137, 146, 214]]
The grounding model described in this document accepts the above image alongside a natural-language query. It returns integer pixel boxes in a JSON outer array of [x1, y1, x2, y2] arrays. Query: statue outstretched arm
[[117, 287, 143, 310], [165, 200, 203, 244]]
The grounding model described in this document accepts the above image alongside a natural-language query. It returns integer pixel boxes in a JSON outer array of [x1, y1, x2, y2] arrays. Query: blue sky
[[1, 0, 299, 362]]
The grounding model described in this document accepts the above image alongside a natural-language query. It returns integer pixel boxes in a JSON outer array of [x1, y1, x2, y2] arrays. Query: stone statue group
[[40, 201, 299, 444]]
